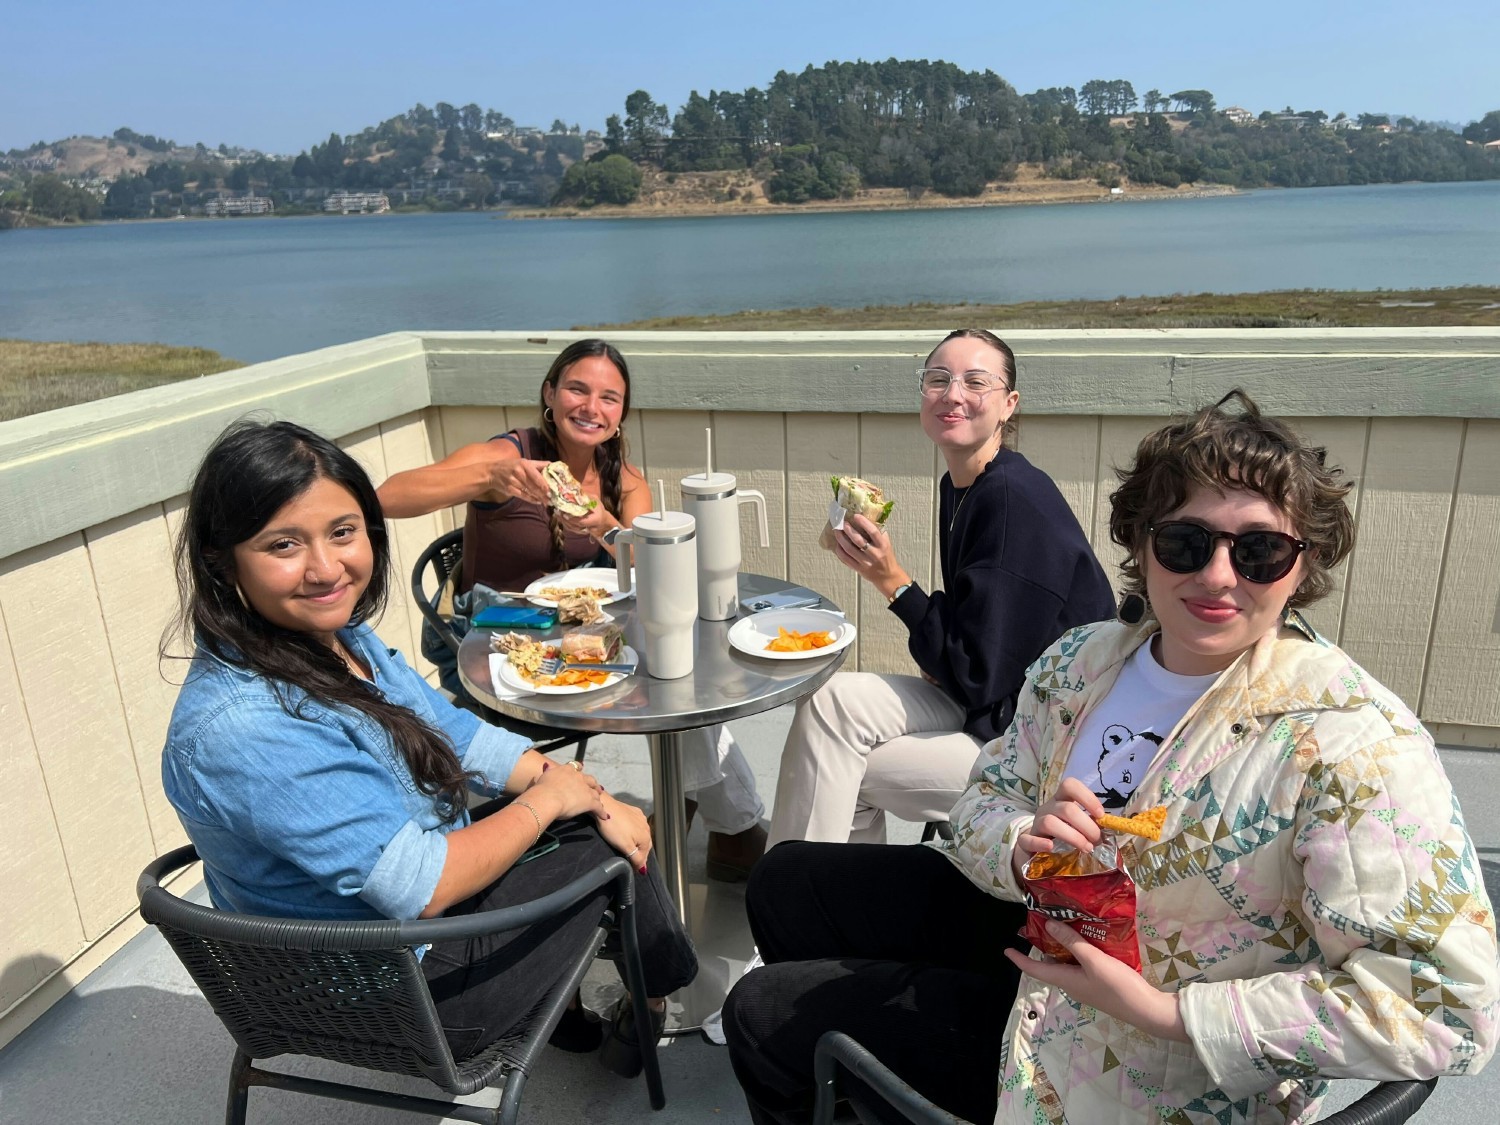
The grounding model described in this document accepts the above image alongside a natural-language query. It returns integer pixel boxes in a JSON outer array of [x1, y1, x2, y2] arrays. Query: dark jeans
[[722, 842, 1029, 1125], [421, 814, 697, 1059]]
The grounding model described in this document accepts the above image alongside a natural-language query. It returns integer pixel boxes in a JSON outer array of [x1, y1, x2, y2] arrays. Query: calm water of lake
[[2, 180, 1497, 363]]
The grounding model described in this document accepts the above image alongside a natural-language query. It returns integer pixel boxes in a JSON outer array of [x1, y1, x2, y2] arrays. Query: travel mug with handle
[[680, 471, 770, 621]]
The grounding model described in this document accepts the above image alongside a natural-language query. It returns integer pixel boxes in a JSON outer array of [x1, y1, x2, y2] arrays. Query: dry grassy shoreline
[[585, 287, 1500, 331], [0, 339, 243, 422]]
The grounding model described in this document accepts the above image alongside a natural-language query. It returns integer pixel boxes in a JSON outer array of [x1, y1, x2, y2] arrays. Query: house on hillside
[[1223, 106, 1255, 125], [203, 193, 273, 217], [324, 190, 390, 214]]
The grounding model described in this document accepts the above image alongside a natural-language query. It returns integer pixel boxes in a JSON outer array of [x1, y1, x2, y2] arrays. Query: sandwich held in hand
[[543, 462, 597, 516], [818, 475, 894, 550]]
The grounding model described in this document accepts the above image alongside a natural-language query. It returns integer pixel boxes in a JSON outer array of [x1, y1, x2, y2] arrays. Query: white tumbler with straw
[[615, 482, 698, 679], [680, 428, 770, 620]]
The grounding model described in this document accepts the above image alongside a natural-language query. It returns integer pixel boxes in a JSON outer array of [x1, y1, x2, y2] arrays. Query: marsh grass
[[584, 287, 1500, 332], [0, 340, 243, 422]]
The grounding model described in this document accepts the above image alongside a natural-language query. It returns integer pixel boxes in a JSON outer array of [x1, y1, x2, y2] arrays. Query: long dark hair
[[166, 418, 475, 820], [535, 338, 632, 565]]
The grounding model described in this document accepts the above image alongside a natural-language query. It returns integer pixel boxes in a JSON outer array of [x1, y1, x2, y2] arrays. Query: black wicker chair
[[412, 528, 590, 764], [810, 1031, 1437, 1125], [139, 844, 664, 1125], [918, 821, 955, 844]]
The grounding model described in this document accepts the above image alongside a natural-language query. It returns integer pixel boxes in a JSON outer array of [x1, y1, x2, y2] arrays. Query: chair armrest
[[139, 844, 635, 954], [1318, 1078, 1437, 1125], [396, 856, 635, 945], [813, 1030, 968, 1125]]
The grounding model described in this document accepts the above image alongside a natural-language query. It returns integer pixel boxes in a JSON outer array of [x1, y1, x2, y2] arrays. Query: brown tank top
[[459, 429, 602, 594]]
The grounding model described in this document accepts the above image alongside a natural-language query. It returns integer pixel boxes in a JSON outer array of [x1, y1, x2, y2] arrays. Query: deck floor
[[3, 706, 1497, 1124]]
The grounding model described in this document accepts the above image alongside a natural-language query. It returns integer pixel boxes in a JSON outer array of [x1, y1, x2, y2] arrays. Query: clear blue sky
[[5, 0, 1496, 154]]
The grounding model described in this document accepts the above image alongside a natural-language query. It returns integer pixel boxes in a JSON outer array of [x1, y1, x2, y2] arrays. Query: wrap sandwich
[[542, 461, 597, 516], [818, 475, 895, 550]]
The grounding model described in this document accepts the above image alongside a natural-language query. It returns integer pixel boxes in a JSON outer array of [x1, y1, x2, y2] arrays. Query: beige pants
[[679, 725, 764, 836], [767, 672, 983, 847]]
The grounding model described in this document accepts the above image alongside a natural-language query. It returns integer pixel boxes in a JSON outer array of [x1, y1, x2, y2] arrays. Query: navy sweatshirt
[[889, 448, 1116, 743]]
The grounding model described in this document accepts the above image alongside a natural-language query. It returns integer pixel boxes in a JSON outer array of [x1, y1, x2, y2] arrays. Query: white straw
[[706, 427, 713, 478], [656, 478, 666, 518]]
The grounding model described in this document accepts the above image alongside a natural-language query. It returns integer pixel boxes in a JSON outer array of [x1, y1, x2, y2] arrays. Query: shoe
[[647, 797, 697, 838], [705, 823, 768, 883], [548, 997, 604, 1053], [598, 996, 667, 1079]]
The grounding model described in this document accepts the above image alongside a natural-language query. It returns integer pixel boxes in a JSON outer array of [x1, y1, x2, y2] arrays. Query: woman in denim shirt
[[161, 419, 695, 1071]]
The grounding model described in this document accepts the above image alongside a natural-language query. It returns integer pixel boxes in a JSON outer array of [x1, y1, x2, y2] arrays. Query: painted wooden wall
[[0, 409, 443, 1046], [3, 328, 1497, 1046]]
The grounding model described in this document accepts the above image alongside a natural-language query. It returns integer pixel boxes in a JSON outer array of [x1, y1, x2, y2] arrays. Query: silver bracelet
[[513, 799, 544, 847]]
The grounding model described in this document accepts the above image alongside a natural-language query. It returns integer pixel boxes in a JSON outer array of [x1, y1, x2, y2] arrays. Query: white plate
[[524, 568, 634, 607], [495, 645, 639, 695], [727, 609, 855, 661]]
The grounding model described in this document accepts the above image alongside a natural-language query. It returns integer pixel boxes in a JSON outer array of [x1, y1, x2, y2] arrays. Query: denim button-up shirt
[[162, 623, 531, 922]]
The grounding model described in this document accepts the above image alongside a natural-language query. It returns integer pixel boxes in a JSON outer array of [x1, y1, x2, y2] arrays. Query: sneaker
[[700, 948, 764, 1046]]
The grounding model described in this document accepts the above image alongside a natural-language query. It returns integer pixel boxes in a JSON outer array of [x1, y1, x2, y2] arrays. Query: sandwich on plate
[[543, 461, 597, 516], [560, 622, 624, 663]]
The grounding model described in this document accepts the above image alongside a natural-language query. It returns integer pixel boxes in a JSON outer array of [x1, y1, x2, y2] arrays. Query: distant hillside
[[2, 75, 1496, 225]]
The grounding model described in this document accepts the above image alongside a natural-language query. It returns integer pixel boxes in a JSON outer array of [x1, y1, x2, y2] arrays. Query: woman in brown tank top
[[377, 339, 769, 883], [378, 339, 650, 592]]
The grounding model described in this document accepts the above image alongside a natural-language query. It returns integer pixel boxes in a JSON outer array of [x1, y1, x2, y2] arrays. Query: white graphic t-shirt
[[1060, 641, 1219, 809]]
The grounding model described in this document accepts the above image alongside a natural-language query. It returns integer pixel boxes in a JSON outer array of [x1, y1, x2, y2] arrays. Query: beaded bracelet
[[513, 799, 544, 847]]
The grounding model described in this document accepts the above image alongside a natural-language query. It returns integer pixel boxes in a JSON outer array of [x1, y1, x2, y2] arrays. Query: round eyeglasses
[[916, 368, 1009, 399], [1149, 522, 1308, 584]]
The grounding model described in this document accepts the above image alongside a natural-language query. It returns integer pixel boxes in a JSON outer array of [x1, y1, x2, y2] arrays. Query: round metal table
[[457, 572, 848, 923]]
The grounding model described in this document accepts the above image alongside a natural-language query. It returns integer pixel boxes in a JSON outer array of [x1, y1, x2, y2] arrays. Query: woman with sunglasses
[[724, 390, 1498, 1124], [766, 329, 1114, 848]]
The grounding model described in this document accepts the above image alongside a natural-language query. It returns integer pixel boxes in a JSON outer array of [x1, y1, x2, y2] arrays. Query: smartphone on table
[[745, 588, 823, 614], [471, 605, 559, 629]]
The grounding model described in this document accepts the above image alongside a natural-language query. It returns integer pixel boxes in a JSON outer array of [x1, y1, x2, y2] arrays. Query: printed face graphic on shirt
[[1094, 723, 1164, 808]]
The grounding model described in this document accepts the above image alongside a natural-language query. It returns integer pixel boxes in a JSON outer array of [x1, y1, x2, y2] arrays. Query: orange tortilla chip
[[1096, 806, 1167, 841], [766, 627, 835, 653], [548, 668, 611, 687]]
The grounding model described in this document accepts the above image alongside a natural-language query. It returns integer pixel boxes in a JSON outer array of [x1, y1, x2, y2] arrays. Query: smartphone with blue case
[[471, 604, 559, 629]]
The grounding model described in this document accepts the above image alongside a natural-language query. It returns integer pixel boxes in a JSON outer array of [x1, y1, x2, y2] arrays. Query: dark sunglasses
[[1149, 522, 1308, 584]]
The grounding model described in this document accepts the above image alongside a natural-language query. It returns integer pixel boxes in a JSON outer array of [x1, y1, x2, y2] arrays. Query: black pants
[[421, 814, 697, 1059], [722, 842, 1028, 1125]]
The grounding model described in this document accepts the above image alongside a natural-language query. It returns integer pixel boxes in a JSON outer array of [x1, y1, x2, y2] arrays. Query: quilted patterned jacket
[[938, 613, 1499, 1124]]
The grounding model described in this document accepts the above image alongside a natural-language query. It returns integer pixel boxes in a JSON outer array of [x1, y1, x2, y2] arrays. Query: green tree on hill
[[553, 153, 642, 206], [1463, 111, 1500, 143], [624, 90, 669, 157]]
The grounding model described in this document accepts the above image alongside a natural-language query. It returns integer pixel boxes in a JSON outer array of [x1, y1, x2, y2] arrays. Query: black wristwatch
[[601, 525, 623, 547]]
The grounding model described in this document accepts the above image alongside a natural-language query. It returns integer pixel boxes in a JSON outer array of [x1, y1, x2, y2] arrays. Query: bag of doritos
[[1022, 842, 1141, 972]]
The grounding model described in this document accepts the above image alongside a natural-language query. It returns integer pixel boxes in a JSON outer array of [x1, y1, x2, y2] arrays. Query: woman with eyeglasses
[[723, 391, 1498, 1125], [765, 328, 1114, 848]]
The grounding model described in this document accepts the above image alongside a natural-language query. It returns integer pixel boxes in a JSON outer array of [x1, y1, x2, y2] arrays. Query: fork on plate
[[537, 655, 636, 676]]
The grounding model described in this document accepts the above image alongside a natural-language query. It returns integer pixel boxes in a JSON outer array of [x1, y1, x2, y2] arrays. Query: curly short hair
[[1108, 390, 1356, 610]]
